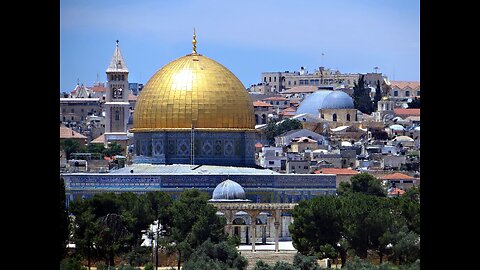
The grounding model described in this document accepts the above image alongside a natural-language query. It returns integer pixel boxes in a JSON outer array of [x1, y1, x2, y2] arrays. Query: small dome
[[210, 179, 250, 202], [322, 91, 355, 109], [295, 90, 333, 116], [393, 136, 414, 142], [389, 124, 405, 131]]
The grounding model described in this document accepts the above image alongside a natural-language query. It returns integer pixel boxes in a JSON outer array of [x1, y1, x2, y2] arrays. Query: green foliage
[[61, 139, 85, 160], [373, 80, 383, 111], [104, 142, 125, 157], [293, 252, 320, 270], [407, 97, 420, 108], [265, 118, 303, 145], [96, 262, 116, 270], [59, 257, 87, 270], [337, 181, 352, 196], [86, 143, 106, 155], [253, 260, 273, 270], [227, 235, 241, 247], [143, 262, 154, 270], [60, 177, 70, 259], [349, 173, 386, 197], [117, 264, 140, 270], [181, 239, 248, 270], [272, 261, 296, 270], [290, 196, 343, 255], [125, 246, 151, 267], [353, 75, 374, 114]]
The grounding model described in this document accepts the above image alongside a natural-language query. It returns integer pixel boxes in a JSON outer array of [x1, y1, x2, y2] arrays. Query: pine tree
[[352, 75, 373, 115], [373, 80, 383, 112]]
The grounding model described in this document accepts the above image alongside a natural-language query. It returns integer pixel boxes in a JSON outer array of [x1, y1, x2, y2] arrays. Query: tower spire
[[192, 28, 197, 54], [106, 40, 129, 72]]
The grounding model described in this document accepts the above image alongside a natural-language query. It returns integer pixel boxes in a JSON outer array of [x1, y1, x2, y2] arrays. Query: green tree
[[292, 253, 320, 270], [96, 213, 132, 267], [407, 97, 420, 108], [265, 118, 303, 146], [289, 196, 346, 266], [60, 177, 70, 260], [182, 239, 248, 270], [373, 80, 383, 111], [253, 260, 273, 270], [342, 194, 393, 260], [170, 189, 227, 269], [353, 75, 373, 114], [60, 256, 87, 270], [69, 199, 100, 270], [349, 173, 386, 197], [104, 142, 125, 157], [61, 139, 84, 160]]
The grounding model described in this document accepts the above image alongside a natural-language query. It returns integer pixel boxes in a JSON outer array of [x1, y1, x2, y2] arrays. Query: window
[[288, 81, 291, 86], [294, 81, 297, 85], [346, 114, 351, 121], [405, 91, 410, 97], [115, 110, 120, 121], [284, 101, 288, 105], [416, 91, 420, 96], [310, 79, 314, 85], [332, 113, 337, 121], [269, 77, 272, 82], [121, 75, 125, 80], [81, 109, 84, 113], [315, 79, 319, 85], [269, 161, 274, 165], [71, 116, 74, 120], [71, 108, 74, 113], [274, 77, 276, 82], [299, 80, 304, 85], [394, 91, 398, 97], [264, 77, 267, 82]]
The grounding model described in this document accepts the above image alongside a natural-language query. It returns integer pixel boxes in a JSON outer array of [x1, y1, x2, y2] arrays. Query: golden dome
[[132, 53, 255, 132]]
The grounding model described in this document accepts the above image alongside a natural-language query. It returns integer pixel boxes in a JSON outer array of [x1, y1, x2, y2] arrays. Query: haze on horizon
[[60, 0, 420, 93]]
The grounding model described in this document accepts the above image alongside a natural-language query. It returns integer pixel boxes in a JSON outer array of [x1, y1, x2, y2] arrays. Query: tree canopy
[[265, 118, 303, 145], [353, 75, 374, 115]]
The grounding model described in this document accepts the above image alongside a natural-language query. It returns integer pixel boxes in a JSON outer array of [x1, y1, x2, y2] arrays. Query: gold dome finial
[[192, 28, 197, 54]]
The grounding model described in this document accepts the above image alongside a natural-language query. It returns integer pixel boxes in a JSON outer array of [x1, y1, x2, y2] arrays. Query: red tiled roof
[[253, 101, 273, 107], [91, 134, 105, 144], [283, 86, 318, 94], [262, 96, 288, 101], [314, 168, 359, 175], [255, 143, 263, 148], [60, 126, 87, 139], [91, 85, 107, 92], [128, 93, 138, 101], [388, 188, 406, 195], [381, 173, 414, 180], [390, 81, 420, 90], [394, 108, 420, 116]]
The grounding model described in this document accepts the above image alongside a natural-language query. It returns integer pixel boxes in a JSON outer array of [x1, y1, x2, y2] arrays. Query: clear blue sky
[[60, 0, 419, 93]]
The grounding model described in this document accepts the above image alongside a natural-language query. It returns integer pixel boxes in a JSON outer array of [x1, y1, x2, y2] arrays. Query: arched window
[[332, 113, 337, 122], [121, 74, 125, 81], [405, 91, 410, 97], [394, 91, 398, 96], [255, 114, 259, 124], [262, 114, 267, 124], [346, 114, 351, 121]]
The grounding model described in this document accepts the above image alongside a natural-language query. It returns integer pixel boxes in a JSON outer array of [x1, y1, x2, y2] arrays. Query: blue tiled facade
[[134, 131, 256, 166], [62, 173, 336, 206]]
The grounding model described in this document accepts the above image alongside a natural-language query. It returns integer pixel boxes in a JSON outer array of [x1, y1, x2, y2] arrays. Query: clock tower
[[104, 40, 130, 149]]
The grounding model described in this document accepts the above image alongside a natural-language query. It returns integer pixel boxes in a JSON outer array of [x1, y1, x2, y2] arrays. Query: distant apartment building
[[60, 97, 103, 124], [259, 146, 287, 172], [388, 81, 420, 100], [260, 67, 388, 93]]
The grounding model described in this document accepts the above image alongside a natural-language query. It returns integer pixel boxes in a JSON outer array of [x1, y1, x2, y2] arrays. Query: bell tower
[[104, 40, 130, 149]]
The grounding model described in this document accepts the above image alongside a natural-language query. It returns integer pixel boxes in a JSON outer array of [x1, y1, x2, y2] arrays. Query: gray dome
[[210, 179, 250, 202], [322, 91, 354, 109], [295, 90, 333, 116]]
